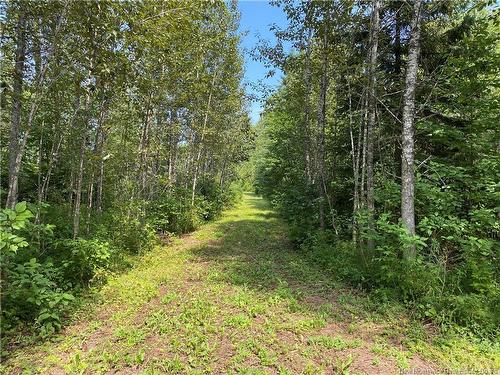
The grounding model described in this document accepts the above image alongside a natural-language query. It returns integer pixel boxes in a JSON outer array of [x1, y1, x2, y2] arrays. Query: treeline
[[253, 0, 499, 335], [0, 1, 250, 337]]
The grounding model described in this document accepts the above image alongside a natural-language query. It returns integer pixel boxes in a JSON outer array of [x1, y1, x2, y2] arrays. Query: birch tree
[[401, 0, 423, 261]]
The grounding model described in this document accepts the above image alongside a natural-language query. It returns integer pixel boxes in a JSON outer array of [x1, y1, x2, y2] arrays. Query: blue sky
[[237, 1, 289, 124]]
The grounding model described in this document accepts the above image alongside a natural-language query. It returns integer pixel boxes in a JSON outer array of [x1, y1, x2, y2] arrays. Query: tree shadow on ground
[[189, 198, 368, 320]]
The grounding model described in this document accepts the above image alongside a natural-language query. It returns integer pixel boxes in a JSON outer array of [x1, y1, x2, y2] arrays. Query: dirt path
[[3, 194, 437, 374]]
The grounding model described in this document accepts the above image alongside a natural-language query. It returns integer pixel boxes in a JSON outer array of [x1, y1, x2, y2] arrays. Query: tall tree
[[401, 0, 423, 260], [316, 9, 329, 230], [365, 0, 380, 251], [5, 2, 26, 209]]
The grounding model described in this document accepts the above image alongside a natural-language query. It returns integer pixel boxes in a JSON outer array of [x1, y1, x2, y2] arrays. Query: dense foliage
[[252, 0, 499, 336], [1, 0, 250, 338]]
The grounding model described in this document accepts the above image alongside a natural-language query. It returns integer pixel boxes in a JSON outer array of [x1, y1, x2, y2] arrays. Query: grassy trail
[[4, 194, 442, 374]]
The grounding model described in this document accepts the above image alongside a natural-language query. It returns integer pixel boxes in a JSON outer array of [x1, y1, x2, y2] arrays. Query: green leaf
[[15, 201, 27, 213], [7, 211, 16, 221], [37, 312, 52, 322], [62, 293, 75, 301]]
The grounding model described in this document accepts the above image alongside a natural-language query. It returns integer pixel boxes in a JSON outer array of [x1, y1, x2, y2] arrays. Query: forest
[[251, 0, 499, 336], [1, 0, 499, 374], [1, 0, 250, 340]]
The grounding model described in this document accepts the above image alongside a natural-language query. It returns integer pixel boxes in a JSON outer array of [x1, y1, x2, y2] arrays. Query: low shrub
[[55, 239, 119, 286], [1, 203, 74, 336], [148, 188, 204, 234], [1, 181, 243, 339], [105, 200, 157, 254], [148, 183, 240, 235], [3, 257, 74, 337], [298, 216, 499, 336]]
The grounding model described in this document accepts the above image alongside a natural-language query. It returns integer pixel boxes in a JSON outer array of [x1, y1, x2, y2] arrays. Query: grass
[[1, 193, 498, 374]]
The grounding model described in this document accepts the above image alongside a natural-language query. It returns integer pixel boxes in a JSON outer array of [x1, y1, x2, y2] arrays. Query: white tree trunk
[[302, 28, 313, 183], [191, 70, 217, 206], [401, 0, 423, 261], [6, 6, 66, 208], [316, 20, 329, 230], [366, 0, 380, 251], [6, 8, 26, 209]]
